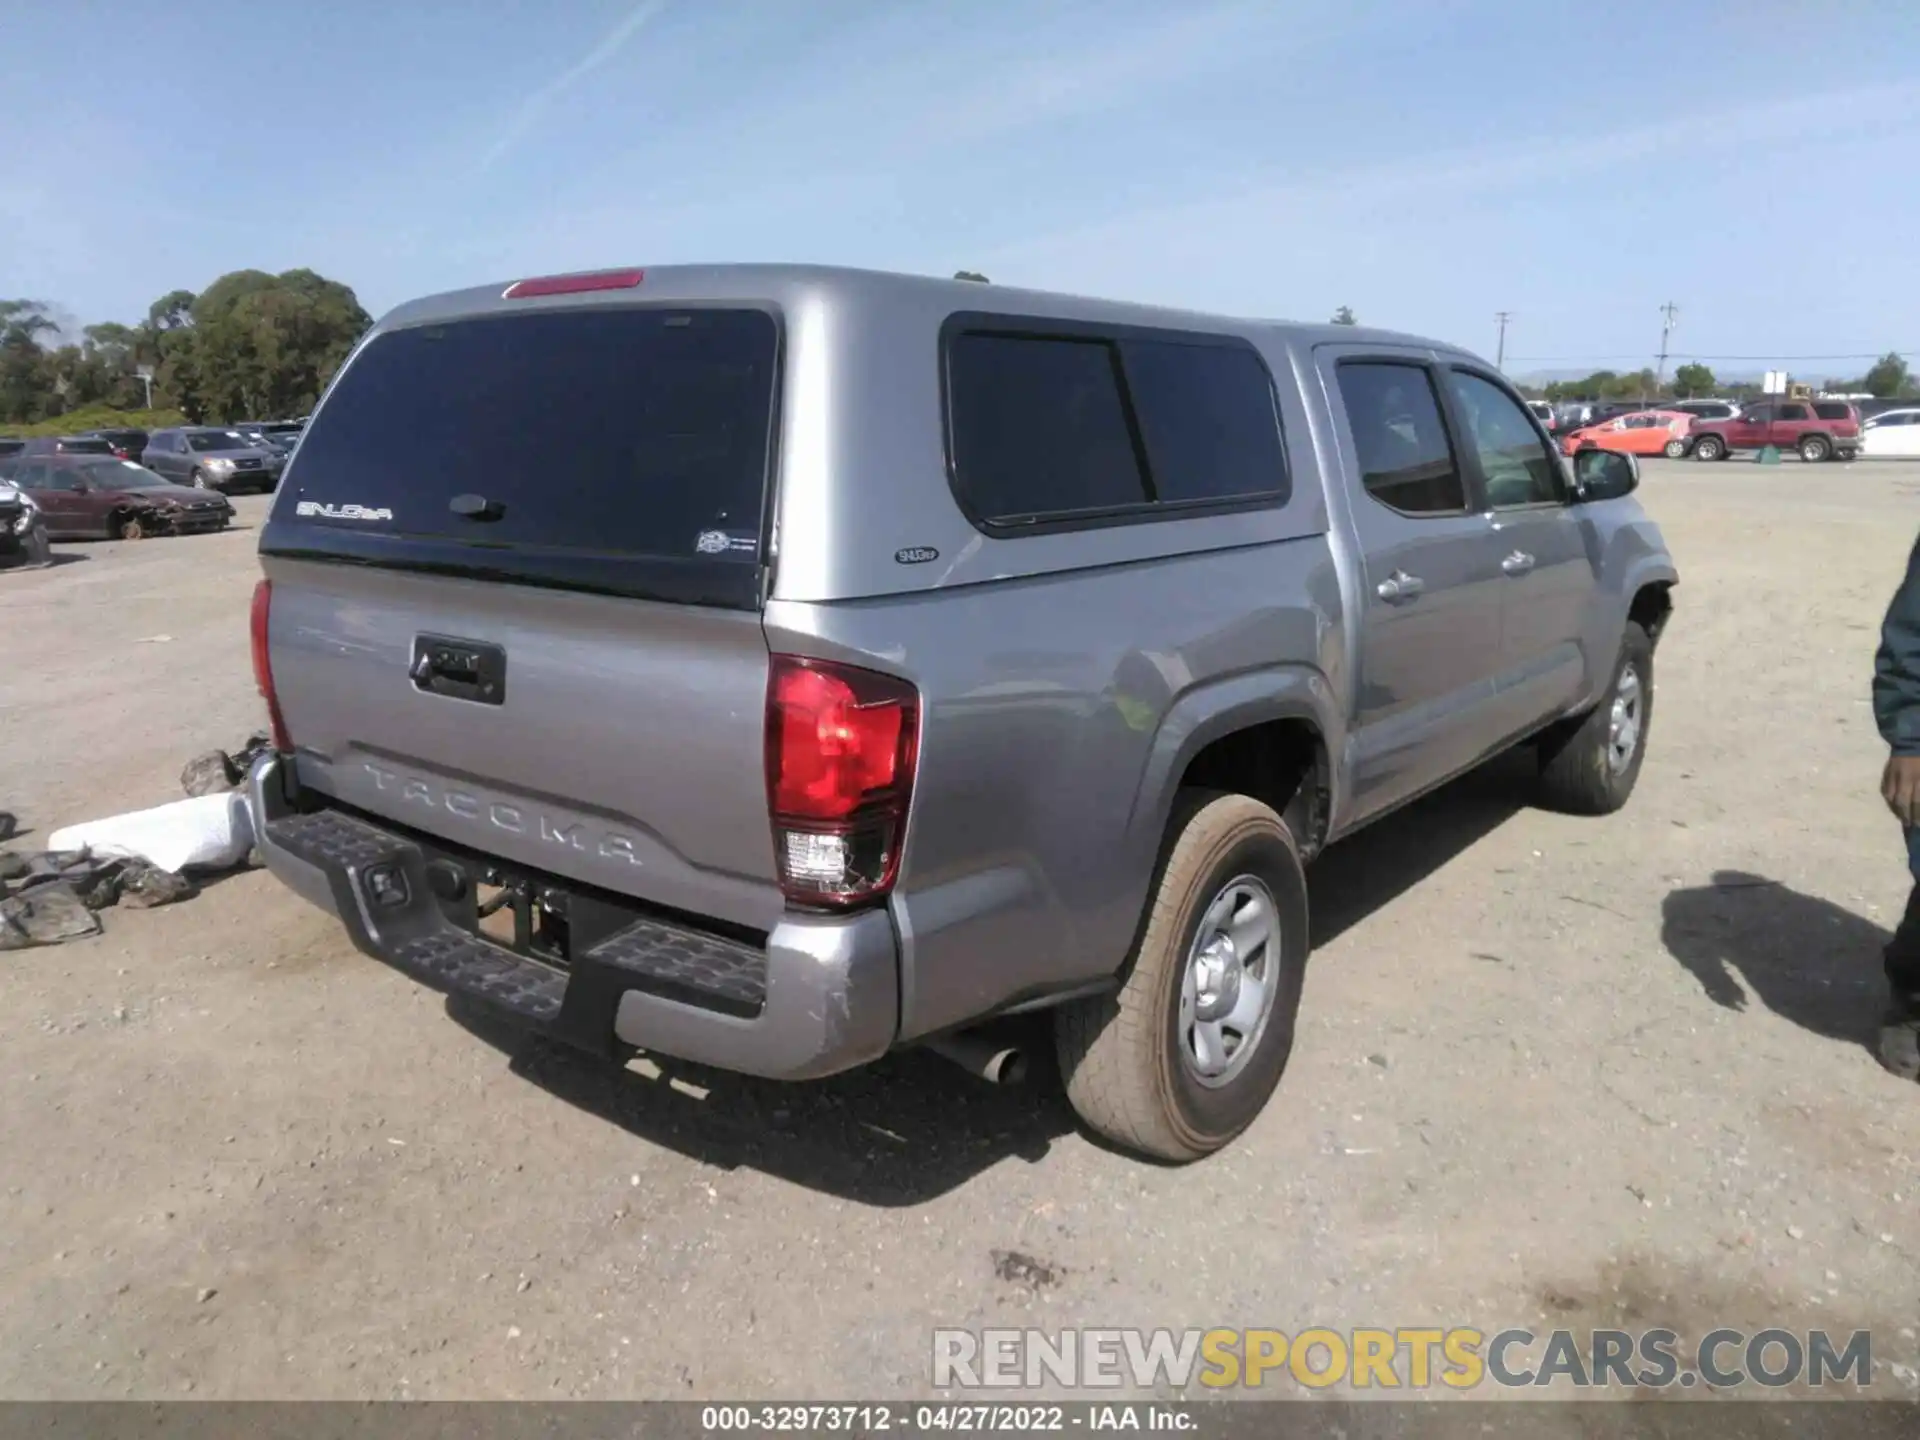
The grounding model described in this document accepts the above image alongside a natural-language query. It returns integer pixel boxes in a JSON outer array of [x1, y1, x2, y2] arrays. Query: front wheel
[[1799, 434, 1832, 463], [1535, 623, 1653, 815], [1054, 791, 1310, 1162], [113, 511, 147, 541], [1692, 435, 1725, 462], [1663, 438, 1687, 459], [189, 469, 209, 490]]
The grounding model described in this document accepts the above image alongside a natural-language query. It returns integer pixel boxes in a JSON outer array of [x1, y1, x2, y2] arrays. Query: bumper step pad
[[585, 916, 767, 1017], [261, 808, 765, 1037]]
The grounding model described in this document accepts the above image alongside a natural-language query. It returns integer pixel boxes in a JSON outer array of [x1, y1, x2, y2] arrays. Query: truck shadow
[[447, 999, 1076, 1206], [446, 748, 1540, 1205], [1309, 747, 1536, 947]]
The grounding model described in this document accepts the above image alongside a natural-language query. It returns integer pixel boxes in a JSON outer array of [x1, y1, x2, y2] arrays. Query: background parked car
[[1688, 399, 1862, 462], [0, 472, 51, 567], [9, 455, 233, 539], [20, 435, 117, 458], [82, 427, 149, 461], [1561, 409, 1696, 459], [1665, 399, 1739, 422], [233, 420, 305, 454], [1527, 399, 1558, 433], [1862, 408, 1920, 458], [0, 438, 23, 461], [141, 427, 283, 493]]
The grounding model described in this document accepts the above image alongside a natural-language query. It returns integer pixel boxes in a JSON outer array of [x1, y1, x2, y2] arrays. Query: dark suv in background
[[82, 427, 150, 460], [142, 427, 283, 493]]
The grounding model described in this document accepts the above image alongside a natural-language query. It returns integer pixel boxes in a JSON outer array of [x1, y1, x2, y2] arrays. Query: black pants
[[1889, 828, 1920, 1001]]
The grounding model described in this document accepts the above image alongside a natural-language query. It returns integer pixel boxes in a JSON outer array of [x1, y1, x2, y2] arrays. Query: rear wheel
[[1799, 434, 1832, 463], [1054, 791, 1309, 1162], [1692, 434, 1725, 461], [1663, 438, 1687, 459]]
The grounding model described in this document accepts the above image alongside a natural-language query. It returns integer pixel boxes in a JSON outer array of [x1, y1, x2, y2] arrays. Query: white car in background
[[1862, 409, 1920, 458]]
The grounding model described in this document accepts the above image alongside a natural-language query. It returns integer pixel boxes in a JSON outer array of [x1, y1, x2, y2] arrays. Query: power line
[[1508, 350, 1913, 364]]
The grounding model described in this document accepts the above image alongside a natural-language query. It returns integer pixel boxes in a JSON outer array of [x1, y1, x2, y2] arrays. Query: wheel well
[[1629, 582, 1673, 646], [1177, 719, 1330, 861]]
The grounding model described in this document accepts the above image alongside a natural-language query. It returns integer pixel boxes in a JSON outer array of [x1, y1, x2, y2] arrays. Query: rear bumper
[[248, 754, 899, 1079]]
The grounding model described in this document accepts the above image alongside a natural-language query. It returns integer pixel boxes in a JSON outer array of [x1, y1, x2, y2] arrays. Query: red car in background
[[1561, 408, 1696, 459], [1687, 399, 1863, 462]]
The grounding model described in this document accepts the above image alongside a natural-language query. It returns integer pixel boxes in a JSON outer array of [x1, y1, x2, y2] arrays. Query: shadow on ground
[[449, 999, 1074, 1206], [447, 748, 1555, 1203], [1311, 747, 1535, 947], [3, 553, 86, 572], [1660, 870, 1888, 1052]]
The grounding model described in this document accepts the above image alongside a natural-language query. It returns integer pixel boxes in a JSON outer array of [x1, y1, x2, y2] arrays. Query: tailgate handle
[[411, 635, 506, 706]]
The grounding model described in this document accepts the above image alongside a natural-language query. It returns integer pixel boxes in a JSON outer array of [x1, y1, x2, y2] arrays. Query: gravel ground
[[2, 461, 1919, 1403]]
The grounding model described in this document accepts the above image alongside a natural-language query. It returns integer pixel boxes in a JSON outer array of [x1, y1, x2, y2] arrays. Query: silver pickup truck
[[248, 265, 1677, 1162]]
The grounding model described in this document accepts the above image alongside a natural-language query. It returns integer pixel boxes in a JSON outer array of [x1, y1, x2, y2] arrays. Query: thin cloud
[[985, 79, 1920, 270], [479, 0, 668, 171]]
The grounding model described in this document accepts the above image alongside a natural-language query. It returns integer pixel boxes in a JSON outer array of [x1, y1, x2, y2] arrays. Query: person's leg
[[1879, 828, 1920, 1078]]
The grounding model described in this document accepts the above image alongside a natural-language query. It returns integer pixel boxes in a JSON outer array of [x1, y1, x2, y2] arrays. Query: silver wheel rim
[[1177, 875, 1280, 1088], [1607, 666, 1643, 774], [1665, 440, 1684, 458], [1805, 441, 1827, 461], [1699, 440, 1718, 459], [193, 473, 206, 488]]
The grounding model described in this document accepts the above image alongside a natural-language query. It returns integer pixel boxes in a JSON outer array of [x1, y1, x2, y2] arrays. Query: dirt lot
[[3, 461, 1920, 1402]]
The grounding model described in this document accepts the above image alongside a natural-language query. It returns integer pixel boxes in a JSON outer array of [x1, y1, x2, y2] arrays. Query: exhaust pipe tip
[[984, 1047, 1027, 1086], [926, 1031, 1029, 1086]]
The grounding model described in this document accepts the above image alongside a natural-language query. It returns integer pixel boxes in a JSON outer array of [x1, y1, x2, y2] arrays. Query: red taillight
[[502, 267, 645, 300], [764, 655, 919, 909], [250, 579, 292, 753]]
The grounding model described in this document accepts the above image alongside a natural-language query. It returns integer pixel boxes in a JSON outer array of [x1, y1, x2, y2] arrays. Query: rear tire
[[1055, 791, 1309, 1162], [1663, 438, 1687, 459], [1692, 435, 1725, 461], [1536, 623, 1653, 815], [1799, 434, 1832, 463]]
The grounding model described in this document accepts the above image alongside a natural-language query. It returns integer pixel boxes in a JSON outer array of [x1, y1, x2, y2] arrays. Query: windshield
[[187, 431, 250, 452], [82, 459, 167, 485], [278, 306, 779, 604]]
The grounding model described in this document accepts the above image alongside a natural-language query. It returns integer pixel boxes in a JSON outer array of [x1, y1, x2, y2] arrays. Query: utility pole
[[1494, 311, 1512, 370], [1655, 301, 1679, 392]]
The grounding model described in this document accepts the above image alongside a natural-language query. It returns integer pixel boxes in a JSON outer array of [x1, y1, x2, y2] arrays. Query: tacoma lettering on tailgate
[[362, 761, 642, 865]]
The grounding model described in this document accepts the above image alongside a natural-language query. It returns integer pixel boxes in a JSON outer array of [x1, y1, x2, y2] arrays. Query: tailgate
[[257, 299, 784, 931], [266, 562, 779, 930]]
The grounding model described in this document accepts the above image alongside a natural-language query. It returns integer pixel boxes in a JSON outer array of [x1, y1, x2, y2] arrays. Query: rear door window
[[276, 307, 780, 597], [1813, 402, 1853, 421], [1777, 403, 1811, 421], [1334, 361, 1467, 515]]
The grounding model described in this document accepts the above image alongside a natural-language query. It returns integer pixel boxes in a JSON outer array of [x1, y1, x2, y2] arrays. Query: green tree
[[0, 300, 59, 423], [1864, 352, 1912, 399], [158, 268, 370, 421], [1671, 362, 1715, 397], [953, 270, 990, 283], [1331, 306, 1357, 326]]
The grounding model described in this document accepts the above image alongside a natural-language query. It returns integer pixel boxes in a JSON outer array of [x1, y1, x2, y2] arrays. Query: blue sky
[[6, 0, 1920, 376]]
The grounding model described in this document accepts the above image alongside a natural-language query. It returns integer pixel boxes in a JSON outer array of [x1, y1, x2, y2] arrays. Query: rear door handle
[[1501, 551, 1535, 576], [1376, 570, 1425, 602]]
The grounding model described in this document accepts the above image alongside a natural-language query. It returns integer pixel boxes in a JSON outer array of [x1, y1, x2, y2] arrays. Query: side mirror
[[1574, 448, 1638, 502]]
